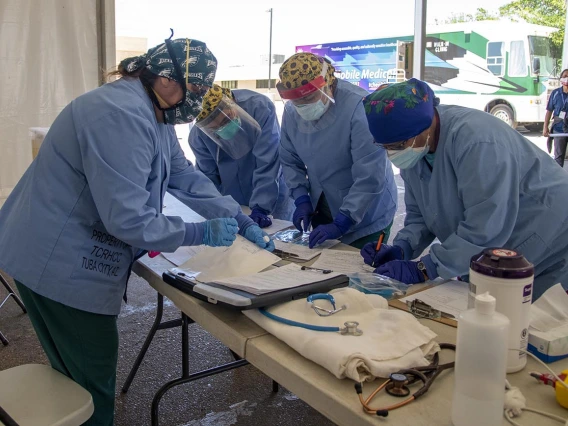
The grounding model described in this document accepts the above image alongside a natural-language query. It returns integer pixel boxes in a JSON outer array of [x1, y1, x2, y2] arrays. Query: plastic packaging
[[272, 230, 311, 246], [468, 248, 534, 373], [348, 273, 408, 300], [451, 292, 510, 426]]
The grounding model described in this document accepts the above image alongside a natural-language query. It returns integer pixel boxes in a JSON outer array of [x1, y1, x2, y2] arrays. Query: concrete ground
[[0, 130, 562, 425]]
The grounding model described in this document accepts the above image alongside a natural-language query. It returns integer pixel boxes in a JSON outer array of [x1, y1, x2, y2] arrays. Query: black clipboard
[[162, 270, 350, 310]]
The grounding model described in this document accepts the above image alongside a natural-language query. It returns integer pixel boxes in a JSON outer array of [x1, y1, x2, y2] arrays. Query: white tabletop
[[133, 193, 568, 426]]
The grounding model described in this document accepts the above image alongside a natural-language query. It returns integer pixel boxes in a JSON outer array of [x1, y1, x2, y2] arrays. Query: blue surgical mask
[[215, 116, 242, 140], [387, 135, 430, 169], [295, 99, 330, 121]]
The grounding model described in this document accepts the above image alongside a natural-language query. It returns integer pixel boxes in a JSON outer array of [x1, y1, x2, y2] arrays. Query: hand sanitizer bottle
[[451, 292, 510, 426]]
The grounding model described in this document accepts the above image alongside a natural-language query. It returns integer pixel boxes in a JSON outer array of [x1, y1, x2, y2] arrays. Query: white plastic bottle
[[451, 292, 510, 426]]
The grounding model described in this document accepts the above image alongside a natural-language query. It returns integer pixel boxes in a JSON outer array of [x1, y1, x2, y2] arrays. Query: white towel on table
[[244, 287, 439, 382]]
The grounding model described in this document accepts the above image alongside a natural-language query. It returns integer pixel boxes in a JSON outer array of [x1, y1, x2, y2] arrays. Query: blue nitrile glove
[[360, 243, 404, 267], [202, 218, 239, 247], [249, 207, 272, 228], [374, 260, 425, 285], [293, 195, 314, 232], [235, 212, 256, 235], [243, 225, 275, 252], [308, 213, 353, 249]]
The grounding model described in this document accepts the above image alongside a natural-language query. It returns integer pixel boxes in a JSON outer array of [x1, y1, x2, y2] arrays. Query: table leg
[[0, 273, 26, 313], [122, 293, 185, 393], [0, 331, 8, 346], [150, 358, 249, 426]]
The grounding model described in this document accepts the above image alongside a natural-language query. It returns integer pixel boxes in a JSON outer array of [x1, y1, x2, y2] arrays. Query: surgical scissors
[[355, 343, 456, 417]]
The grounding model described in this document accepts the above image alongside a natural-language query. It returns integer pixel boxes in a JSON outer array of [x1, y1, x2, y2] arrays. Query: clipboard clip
[[273, 249, 300, 260], [406, 299, 442, 319]]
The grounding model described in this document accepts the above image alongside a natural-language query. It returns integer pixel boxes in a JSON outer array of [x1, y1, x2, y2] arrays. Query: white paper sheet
[[175, 235, 280, 283], [400, 280, 469, 319], [273, 239, 341, 262], [311, 250, 375, 274], [213, 263, 343, 295], [530, 283, 568, 332], [264, 219, 294, 235], [161, 246, 206, 266]]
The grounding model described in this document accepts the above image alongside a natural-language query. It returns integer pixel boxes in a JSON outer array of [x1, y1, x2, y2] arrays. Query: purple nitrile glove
[[374, 260, 425, 285], [308, 213, 353, 249], [360, 243, 404, 267], [293, 195, 314, 232], [249, 207, 272, 228]]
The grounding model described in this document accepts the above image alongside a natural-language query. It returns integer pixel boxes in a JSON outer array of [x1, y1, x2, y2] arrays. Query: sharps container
[[468, 248, 534, 373]]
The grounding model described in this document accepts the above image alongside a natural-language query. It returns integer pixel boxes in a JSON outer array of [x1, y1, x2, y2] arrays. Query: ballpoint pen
[[371, 232, 385, 268]]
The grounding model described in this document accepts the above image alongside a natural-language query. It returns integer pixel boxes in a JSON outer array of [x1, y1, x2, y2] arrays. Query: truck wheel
[[489, 104, 516, 128]]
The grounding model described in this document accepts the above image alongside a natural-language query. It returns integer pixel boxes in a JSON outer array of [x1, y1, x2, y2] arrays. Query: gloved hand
[[202, 218, 238, 247], [361, 243, 404, 267], [293, 195, 313, 232], [374, 260, 425, 285], [308, 213, 353, 249], [249, 207, 272, 228], [243, 225, 275, 252]]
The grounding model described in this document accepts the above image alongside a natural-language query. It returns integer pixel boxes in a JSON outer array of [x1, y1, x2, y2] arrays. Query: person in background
[[190, 84, 293, 228], [277, 53, 397, 249], [543, 68, 568, 168], [0, 36, 273, 425], [361, 78, 568, 300]]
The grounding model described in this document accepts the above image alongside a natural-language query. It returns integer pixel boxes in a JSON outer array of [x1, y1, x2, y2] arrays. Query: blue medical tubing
[[258, 308, 340, 332]]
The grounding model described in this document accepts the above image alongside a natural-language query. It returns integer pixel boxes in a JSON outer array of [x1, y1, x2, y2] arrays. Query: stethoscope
[[259, 293, 363, 336], [355, 343, 456, 417]]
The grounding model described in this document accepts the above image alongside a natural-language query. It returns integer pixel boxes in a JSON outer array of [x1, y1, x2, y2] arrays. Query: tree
[[499, 0, 565, 55], [474, 8, 500, 21], [435, 8, 499, 24]]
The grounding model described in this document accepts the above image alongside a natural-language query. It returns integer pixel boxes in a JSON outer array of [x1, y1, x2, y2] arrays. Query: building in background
[[116, 36, 147, 67], [214, 53, 286, 102]]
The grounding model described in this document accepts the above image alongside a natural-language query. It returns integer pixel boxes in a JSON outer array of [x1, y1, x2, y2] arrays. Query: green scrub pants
[[15, 281, 118, 426], [349, 220, 393, 250]]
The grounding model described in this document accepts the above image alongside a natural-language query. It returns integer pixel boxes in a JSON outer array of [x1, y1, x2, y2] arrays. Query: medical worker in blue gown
[[0, 37, 273, 425], [277, 53, 397, 249], [360, 78, 568, 300], [189, 84, 293, 228]]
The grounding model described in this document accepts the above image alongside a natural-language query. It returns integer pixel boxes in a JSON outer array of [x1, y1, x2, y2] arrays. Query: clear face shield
[[277, 62, 335, 121], [196, 95, 261, 159]]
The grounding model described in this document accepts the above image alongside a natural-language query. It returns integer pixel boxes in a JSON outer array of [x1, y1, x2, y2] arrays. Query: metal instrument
[[355, 343, 456, 417]]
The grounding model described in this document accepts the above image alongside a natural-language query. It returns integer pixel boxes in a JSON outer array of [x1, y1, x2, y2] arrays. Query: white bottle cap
[[263, 236, 270, 243], [475, 292, 496, 315]]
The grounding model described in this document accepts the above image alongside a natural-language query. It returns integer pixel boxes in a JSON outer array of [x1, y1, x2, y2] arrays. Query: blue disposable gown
[[0, 77, 241, 315], [189, 90, 292, 219], [395, 105, 568, 300], [279, 79, 397, 244]]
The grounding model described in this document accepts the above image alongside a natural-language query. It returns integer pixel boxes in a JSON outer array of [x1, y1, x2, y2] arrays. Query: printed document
[[175, 235, 280, 283], [213, 263, 343, 295], [311, 250, 376, 274], [161, 246, 206, 266], [400, 280, 469, 319]]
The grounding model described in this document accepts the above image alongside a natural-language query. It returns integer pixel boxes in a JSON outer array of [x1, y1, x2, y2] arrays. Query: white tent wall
[[0, 0, 115, 207]]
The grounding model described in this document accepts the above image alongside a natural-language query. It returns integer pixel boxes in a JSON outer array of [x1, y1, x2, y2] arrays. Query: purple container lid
[[470, 248, 534, 279]]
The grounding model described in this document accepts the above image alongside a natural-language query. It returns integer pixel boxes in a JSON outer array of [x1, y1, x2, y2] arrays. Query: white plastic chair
[[0, 364, 94, 426]]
